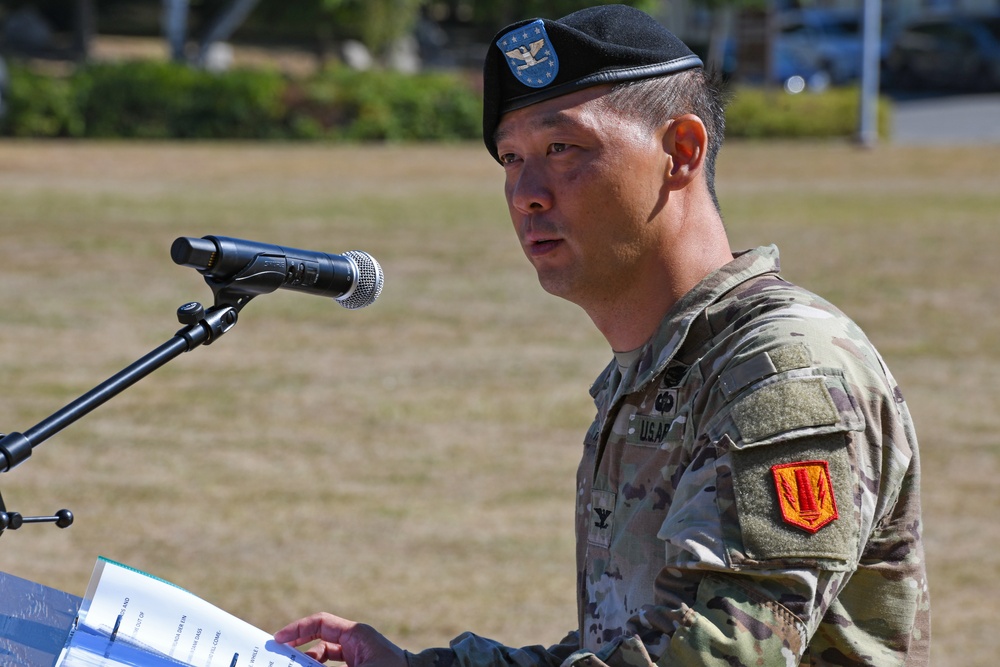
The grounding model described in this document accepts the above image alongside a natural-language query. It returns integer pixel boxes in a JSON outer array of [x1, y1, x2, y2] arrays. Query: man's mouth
[[520, 218, 562, 256], [528, 238, 561, 256]]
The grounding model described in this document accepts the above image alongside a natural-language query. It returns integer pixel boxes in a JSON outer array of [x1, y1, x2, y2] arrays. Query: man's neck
[[589, 236, 733, 352]]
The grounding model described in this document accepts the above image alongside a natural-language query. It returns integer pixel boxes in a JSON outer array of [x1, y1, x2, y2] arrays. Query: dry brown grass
[[0, 140, 997, 665]]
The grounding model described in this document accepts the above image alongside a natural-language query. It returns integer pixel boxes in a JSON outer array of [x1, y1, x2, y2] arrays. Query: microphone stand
[[0, 298, 247, 538]]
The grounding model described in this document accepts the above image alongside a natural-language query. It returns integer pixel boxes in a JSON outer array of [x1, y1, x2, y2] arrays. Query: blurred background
[[0, 0, 998, 144]]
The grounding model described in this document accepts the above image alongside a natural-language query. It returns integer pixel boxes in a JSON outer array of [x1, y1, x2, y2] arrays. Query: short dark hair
[[597, 68, 728, 214]]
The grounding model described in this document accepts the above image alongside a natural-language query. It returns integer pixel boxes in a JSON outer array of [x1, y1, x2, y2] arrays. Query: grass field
[[0, 139, 998, 665]]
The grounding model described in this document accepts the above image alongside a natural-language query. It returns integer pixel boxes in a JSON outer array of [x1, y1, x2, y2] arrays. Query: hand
[[275, 612, 406, 667]]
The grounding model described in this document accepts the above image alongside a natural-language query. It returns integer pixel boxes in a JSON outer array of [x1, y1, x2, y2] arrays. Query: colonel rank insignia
[[771, 460, 839, 533], [497, 19, 560, 88]]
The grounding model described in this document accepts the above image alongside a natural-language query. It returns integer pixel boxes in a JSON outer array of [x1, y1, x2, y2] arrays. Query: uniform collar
[[590, 245, 782, 400]]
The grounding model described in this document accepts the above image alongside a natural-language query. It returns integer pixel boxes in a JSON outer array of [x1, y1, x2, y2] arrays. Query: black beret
[[482, 4, 703, 162]]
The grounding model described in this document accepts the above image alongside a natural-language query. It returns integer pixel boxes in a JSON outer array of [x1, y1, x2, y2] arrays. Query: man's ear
[[662, 114, 707, 189]]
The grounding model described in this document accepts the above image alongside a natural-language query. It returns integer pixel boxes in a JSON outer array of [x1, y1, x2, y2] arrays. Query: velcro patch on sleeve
[[731, 433, 858, 566], [733, 377, 838, 444]]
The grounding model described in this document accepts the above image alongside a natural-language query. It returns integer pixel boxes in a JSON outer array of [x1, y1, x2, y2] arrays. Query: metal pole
[[858, 0, 883, 148]]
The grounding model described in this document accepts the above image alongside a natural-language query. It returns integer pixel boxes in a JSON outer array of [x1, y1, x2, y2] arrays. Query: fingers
[[275, 613, 406, 667], [303, 641, 347, 664], [274, 612, 355, 648]]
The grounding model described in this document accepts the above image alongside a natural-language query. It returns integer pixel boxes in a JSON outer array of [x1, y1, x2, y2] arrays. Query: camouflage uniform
[[406, 246, 930, 667]]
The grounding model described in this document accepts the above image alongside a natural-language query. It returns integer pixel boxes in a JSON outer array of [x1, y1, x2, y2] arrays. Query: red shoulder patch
[[771, 460, 839, 533]]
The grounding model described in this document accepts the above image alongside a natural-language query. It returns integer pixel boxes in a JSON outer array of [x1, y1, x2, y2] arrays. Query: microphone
[[171, 235, 384, 309]]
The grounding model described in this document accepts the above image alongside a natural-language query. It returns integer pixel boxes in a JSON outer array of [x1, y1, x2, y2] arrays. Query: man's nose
[[508, 162, 553, 214]]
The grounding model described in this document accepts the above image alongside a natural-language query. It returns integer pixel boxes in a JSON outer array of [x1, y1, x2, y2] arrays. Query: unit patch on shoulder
[[497, 19, 560, 88], [771, 460, 838, 533], [728, 433, 857, 566]]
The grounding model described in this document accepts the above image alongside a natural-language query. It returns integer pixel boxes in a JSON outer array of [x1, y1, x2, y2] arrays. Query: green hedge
[[1, 60, 483, 141], [2, 65, 83, 138], [287, 67, 482, 141], [1, 60, 890, 141], [73, 61, 288, 139], [725, 86, 892, 139]]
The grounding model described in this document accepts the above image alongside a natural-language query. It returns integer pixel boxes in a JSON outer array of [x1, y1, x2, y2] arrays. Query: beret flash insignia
[[497, 19, 559, 88]]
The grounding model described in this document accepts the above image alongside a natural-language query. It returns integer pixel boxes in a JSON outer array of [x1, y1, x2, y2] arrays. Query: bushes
[[0, 59, 890, 141], [725, 86, 892, 139], [2, 64, 82, 137], [287, 67, 482, 141], [0, 60, 483, 141], [72, 61, 288, 139]]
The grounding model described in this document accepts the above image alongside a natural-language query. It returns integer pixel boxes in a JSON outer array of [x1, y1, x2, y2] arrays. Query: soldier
[[276, 4, 930, 665]]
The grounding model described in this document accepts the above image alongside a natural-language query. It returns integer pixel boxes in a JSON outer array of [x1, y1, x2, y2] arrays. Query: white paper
[[56, 558, 323, 667]]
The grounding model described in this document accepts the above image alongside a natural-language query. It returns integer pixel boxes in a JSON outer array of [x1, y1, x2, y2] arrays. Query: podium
[[1, 558, 324, 667], [0, 571, 80, 667]]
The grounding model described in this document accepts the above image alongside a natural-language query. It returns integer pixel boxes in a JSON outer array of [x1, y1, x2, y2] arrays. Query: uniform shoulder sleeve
[[702, 337, 870, 570]]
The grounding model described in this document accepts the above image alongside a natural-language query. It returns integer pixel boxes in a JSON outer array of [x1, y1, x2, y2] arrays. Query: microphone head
[[338, 251, 384, 309]]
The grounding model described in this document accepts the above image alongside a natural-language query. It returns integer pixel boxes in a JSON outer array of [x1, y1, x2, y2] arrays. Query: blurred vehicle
[[725, 8, 876, 92], [883, 13, 1000, 91], [775, 9, 866, 87]]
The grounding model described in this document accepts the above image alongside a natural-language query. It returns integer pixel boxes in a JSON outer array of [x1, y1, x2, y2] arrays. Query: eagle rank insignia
[[497, 19, 560, 88]]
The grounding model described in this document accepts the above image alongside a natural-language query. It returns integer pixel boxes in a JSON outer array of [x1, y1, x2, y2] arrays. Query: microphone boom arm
[[0, 303, 238, 473], [0, 301, 239, 536]]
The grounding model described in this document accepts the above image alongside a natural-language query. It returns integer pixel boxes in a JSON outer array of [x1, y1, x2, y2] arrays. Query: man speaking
[[275, 5, 930, 665]]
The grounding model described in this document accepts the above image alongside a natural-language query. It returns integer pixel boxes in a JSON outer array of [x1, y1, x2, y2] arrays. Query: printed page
[[57, 627, 187, 667], [56, 557, 323, 667]]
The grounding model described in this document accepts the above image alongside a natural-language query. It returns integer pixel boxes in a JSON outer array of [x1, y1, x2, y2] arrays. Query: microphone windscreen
[[338, 251, 384, 309]]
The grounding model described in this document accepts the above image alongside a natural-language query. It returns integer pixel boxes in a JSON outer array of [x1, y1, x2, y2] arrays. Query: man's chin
[[535, 271, 578, 303]]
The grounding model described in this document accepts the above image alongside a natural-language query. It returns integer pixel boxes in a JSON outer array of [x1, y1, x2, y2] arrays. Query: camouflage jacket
[[406, 246, 930, 667]]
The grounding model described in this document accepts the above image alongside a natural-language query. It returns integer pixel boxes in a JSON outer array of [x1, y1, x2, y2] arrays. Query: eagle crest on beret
[[497, 19, 560, 88], [506, 40, 548, 69]]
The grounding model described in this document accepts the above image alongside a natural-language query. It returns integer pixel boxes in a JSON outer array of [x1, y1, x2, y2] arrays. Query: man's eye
[[499, 153, 519, 165], [550, 143, 568, 154]]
